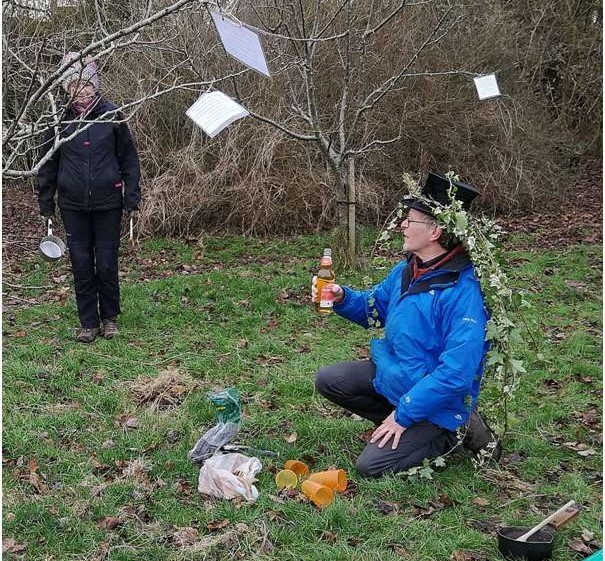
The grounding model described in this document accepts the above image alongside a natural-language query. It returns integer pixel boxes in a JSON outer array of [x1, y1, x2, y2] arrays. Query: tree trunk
[[346, 158, 356, 266]]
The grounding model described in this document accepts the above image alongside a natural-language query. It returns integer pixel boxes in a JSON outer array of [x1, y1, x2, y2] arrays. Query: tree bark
[[347, 157, 356, 266]]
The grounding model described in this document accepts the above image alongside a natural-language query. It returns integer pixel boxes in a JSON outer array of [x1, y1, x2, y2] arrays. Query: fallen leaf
[[437, 493, 456, 507], [27, 457, 48, 494], [267, 494, 286, 504], [285, 432, 297, 443], [207, 519, 230, 531], [450, 551, 488, 561], [97, 516, 122, 530], [577, 448, 596, 456], [389, 543, 410, 556], [14, 330, 27, 338], [411, 504, 437, 518], [90, 483, 111, 498], [581, 529, 595, 542], [166, 430, 180, 443], [321, 530, 337, 543], [2, 537, 26, 554], [123, 417, 139, 429], [472, 497, 490, 507], [90, 539, 110, 561], [568, 537, 593, 554], [376, 500, 398, 515], [467, 519, 498, 534], [266, 510, 284, 521], [173, 526, 199, 546]]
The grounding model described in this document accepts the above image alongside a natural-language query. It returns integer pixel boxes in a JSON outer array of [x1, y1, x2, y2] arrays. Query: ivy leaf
[[486, 351, 504, 366], [455, 212, 468, 231], [419, 466, 434, 479], [510, 359, 526, 375], [433, 456, 446, 467]]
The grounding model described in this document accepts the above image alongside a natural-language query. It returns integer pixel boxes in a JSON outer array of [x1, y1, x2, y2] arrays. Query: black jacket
[[37, 97, 141, 216]]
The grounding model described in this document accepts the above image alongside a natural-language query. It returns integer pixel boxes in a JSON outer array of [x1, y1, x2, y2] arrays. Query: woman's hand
[[370, 411, 406, 449]]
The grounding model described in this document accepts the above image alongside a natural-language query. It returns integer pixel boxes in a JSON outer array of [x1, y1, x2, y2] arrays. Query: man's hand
[[370, 411, 406, 450], [311, 275, 344, 304]]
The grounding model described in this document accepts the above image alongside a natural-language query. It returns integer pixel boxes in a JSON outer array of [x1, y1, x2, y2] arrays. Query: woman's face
[[68, 81, 96, 103]]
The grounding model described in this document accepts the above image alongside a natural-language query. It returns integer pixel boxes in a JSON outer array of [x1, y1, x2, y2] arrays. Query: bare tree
[[227, 0, 474, 263], [1, 0, 249, 179]]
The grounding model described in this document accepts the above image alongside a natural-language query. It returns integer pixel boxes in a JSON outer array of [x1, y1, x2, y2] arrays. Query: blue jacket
[[38, 97, 141, 216], [334, 250, 488, 431]]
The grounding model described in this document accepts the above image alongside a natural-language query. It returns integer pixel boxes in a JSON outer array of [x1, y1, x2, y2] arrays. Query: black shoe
[[462, 411, 502, 461]]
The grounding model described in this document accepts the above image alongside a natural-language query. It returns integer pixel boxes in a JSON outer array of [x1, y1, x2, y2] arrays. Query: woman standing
[[38, 53, 141, 343]]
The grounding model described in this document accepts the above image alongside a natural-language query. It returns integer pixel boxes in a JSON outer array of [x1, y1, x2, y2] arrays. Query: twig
[[4, 282, 52, 289], [2, 293, 38, 304], [498, 494, 548, 509]]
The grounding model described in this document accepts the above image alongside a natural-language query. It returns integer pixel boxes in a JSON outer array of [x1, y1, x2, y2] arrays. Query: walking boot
[[462, 411, 502, 461], [76, 327, 100, 343], [102, 317, 119, 339]]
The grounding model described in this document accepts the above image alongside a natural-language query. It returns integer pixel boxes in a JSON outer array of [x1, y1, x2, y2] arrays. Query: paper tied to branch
[[473, 73, 501, 100], [210, 10, 270, 77], [186, 91, 249, 138]]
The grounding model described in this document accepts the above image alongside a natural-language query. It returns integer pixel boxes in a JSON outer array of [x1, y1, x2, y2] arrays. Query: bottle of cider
[[315, 248, 336, 314]]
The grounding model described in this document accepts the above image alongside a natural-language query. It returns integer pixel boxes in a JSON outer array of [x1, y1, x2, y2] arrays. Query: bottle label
[[320, 286, 335, 308]]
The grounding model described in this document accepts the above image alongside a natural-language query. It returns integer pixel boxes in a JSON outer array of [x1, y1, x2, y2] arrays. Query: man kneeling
[[313, 173, 500, 478]]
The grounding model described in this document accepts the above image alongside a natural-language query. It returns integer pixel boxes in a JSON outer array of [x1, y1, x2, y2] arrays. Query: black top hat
[[403, 172, 480, 216]]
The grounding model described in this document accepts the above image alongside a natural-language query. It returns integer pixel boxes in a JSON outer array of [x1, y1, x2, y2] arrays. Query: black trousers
[[315, 360, 457, 478], [61, 208, 122, 328]]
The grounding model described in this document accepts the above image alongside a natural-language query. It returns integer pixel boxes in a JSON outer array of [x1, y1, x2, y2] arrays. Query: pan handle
[[548, 503, 582, 530], [47, 217, 53, 236], [129, 215, 133, 244], [517, 500, 577, 542]]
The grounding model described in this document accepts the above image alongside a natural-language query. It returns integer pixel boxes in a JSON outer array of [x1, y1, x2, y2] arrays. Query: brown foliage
[[5, 0, 601, 235]]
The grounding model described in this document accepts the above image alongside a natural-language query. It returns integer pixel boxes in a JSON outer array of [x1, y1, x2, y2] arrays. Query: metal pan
[[39, 218, 66, 262], [498, 501, 581, 560]]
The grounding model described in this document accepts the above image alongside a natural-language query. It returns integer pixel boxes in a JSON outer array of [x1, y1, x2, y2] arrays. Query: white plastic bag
[[197, 453, 262, 501]]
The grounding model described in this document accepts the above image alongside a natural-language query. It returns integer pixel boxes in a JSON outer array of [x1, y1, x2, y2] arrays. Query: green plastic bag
[[208, 388, 241, 424]]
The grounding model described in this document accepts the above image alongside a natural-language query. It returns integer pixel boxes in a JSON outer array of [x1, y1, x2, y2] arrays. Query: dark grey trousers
[[315, 360, 457, 478]]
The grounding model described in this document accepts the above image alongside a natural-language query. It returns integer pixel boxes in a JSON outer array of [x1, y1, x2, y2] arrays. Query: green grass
[[3, 233, 602, 560]]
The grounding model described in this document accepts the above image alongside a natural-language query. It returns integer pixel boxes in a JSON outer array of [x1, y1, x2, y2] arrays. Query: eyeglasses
[[402, 217, 432, 226]]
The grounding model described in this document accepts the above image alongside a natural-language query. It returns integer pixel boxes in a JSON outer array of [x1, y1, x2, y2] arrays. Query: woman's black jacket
[[37, 97, 141, 216]]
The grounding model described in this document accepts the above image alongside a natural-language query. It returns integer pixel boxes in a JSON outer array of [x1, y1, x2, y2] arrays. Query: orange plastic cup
[[275, 469, 298, 489], [308, 469, 347, 492], [284, 460, 310, 478], [301, 479, 333, 508]]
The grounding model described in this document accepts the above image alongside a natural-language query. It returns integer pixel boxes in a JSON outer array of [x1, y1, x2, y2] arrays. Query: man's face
[[401, 209, 438, 253]]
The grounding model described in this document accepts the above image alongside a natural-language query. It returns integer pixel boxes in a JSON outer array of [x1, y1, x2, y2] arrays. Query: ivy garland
[[367, 171, 528, 476]]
